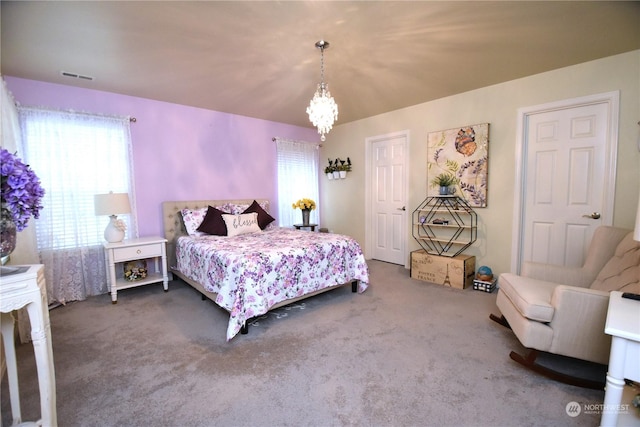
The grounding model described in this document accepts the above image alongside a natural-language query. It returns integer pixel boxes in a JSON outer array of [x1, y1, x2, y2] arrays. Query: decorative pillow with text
[[222, 212, 261, 237]]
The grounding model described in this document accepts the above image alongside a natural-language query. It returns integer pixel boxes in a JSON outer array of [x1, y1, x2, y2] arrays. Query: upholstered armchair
[[490, 226, 640, 388]]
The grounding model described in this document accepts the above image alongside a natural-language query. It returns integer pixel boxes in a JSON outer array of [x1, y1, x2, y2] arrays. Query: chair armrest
[[521, 261, 592, 288], [548, 285, 612, 364]]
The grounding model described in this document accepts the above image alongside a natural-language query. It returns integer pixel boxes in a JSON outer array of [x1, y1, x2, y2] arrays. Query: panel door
[[523, 102, 609, 267], [372, 134, 407, 265]]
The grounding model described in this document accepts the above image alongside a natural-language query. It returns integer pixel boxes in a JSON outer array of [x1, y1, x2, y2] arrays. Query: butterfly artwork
[[427, 123, 489, 207]]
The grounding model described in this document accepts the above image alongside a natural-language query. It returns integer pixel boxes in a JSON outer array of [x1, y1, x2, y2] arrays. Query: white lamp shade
[[94, 192, 131, 216]]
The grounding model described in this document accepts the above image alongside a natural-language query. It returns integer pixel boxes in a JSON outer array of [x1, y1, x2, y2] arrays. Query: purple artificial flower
[[0, 148, 45, 231]]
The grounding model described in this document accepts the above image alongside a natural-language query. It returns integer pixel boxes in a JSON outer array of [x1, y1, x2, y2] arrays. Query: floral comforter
[[176, 227, 369, 340]]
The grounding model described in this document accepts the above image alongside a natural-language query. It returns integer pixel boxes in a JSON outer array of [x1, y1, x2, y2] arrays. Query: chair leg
[[489, 313, 511, 329], [509, 349, 605, 390]]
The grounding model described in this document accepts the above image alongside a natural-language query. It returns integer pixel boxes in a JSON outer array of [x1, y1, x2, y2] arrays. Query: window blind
[[275, 138, 320, 227], [19, 107, 136, 250]]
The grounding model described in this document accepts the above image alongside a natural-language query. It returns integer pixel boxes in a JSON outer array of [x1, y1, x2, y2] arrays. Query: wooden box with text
[[410, 250, 476, 289]]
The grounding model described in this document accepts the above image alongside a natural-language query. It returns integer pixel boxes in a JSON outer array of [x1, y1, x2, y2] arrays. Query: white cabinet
[[412, 196, 477, 257], [103, 236, 168, 303]]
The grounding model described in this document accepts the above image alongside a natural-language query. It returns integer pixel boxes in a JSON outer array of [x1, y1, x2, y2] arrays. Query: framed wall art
[[427, 123, 489, 207]]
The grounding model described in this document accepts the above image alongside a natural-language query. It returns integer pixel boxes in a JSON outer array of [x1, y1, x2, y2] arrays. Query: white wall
[[320, 50, 640, 276]]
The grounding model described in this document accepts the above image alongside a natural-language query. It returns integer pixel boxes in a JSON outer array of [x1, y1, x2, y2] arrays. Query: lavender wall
[[5, 76, 319, 238]]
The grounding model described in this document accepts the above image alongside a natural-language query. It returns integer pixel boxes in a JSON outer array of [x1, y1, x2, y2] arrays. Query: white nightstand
[[103, 236, 169, 303], [601, 291, 640, 427]]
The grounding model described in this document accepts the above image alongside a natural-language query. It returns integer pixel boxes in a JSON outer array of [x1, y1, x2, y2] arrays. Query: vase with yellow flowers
[[292, 198, 316, 226]]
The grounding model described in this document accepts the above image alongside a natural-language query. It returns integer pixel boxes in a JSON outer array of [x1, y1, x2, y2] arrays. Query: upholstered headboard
[[162, 199, 270, 270]]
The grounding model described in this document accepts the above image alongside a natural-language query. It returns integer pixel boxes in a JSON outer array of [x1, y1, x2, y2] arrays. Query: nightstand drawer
[[112, 243, 163, 262]]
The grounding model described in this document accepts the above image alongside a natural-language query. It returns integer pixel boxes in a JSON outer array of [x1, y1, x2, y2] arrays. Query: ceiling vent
[[60, 71, 94, 81]]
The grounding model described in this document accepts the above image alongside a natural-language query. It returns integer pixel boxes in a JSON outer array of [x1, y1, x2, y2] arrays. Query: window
[[275, 138, 319, 226], [19, 107, 136, 249], [18, 106, 136, 304]]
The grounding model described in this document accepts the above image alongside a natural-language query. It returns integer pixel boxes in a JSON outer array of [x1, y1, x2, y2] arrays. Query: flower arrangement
[[113, 218, 127, 232], [0, 148, 45, 231], [123, 260, 147, 281], [292, 198, 316, 210]]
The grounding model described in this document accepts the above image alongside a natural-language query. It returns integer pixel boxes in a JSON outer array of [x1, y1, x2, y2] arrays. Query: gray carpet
[[2, 260, 608, 426]]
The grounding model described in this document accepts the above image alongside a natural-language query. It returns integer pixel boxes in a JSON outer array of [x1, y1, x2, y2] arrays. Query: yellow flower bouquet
[[292, 198, 316, 210]]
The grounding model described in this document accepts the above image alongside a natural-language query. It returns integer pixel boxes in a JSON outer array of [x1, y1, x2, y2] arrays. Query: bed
[[162, 199, 369, 340]]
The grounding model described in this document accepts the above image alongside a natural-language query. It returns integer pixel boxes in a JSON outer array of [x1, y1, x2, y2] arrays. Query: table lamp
[[94, 192, 131, 243]]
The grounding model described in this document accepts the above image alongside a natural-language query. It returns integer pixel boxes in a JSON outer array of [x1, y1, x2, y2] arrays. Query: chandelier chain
[[320, 45, 325, 85], [307, 40, 338, 142]]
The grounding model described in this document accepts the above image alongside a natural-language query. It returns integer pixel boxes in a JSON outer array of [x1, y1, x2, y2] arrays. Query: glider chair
[[490, 225, 640, 389]]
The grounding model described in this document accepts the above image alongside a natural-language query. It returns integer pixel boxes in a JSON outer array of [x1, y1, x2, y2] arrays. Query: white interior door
[[512, 92, 619, 272], [367, 131, 408, 265]]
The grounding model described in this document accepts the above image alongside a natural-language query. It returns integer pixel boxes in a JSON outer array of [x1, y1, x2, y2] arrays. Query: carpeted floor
[[1, 260, 617, 426]]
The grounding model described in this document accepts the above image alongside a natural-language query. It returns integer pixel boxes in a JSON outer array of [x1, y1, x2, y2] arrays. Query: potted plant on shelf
[[332, 159, 340, 179], [325, 159, 337, 179], [325, 165, 334, 180], [335, 157, 352, 179], [325, 157, 353, 179], [430, 172, 458, 195]]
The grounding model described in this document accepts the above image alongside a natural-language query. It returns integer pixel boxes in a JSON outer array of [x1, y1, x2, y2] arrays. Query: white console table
[[0, 264, 57, 426], [601, 291, 640, 427]]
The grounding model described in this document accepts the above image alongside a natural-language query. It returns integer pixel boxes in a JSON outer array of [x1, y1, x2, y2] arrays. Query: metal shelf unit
[[412, 195, 477, 257]]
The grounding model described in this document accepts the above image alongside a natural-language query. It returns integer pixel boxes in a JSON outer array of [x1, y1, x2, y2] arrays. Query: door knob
[[582, 212, 601, 219], [397, 206, 406, 211]]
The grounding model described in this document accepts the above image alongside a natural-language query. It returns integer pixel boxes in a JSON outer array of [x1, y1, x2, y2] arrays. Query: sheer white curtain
[[275, 138, 320, 226], [2, 77, 43, 343], [19, 107, 136, 304], [1, 77, 39, 266], [1, 76, 21, 152]]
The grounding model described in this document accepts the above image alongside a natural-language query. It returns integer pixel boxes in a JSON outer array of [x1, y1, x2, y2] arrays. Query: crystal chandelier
[[306, 40, 338, 142]]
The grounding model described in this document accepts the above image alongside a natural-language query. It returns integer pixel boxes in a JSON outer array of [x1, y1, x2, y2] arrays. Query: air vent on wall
[[60, 71, 94, 81]]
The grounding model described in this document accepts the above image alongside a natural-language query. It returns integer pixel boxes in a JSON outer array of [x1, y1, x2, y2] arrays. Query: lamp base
[[104, 215, 125, 243]]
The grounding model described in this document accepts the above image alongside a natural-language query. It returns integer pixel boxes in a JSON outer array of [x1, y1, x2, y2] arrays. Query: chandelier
[[306, 40, 338, 142]]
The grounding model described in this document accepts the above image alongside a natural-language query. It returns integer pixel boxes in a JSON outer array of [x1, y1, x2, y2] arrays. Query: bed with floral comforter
[[175, 226, 369, 340]]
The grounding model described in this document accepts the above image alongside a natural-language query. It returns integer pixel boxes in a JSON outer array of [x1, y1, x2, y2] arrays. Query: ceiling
[[2, 1, 639, 129]]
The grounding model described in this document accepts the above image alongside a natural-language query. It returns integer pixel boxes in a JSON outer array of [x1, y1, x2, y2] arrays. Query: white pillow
[[222, 212, 261, 237], [181, 207, 208, 235]]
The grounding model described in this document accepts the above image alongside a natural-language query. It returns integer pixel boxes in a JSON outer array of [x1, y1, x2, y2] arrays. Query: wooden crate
[[410, 250, 476, 289]]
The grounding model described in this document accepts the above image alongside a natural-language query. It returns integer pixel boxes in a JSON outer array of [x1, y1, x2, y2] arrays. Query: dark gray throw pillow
[[242, 200, 275, 230], [197, 206, 229, 235]]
